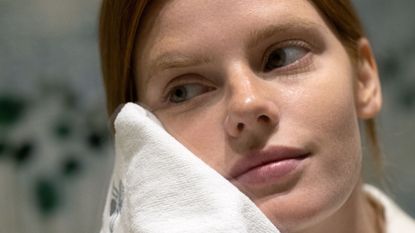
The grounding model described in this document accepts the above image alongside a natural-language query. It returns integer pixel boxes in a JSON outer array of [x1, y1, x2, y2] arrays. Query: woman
[[99, 0, 415, 232]]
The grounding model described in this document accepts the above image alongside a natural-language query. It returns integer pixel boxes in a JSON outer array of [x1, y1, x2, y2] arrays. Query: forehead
[[135, 0, 330, 77], [142, 0, 321, 32]]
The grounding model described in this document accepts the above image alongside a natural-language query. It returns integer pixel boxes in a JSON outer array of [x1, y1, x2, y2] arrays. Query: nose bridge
[[226, 66, 274, 115], [228, 71, 257, 104], [224, 66, 279, 138]]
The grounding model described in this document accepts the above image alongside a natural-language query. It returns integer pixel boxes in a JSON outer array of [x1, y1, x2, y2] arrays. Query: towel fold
[[100, 103, 280, 233]]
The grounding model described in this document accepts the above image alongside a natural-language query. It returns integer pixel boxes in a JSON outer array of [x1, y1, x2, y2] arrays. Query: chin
[[255, 170, 362, 233]]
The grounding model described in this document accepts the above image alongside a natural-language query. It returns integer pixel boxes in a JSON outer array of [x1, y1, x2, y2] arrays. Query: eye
[[167, 83, 213, 103], [263, 45, 309, 72]]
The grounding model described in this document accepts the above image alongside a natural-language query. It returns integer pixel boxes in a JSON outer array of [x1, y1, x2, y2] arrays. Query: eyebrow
[[147, 51, 212, 78], [146, 18, 324, 82], [247, 19, 324, 49]]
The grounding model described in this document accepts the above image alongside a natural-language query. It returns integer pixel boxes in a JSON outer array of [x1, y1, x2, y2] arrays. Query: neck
[[295, 181, 380, 233]]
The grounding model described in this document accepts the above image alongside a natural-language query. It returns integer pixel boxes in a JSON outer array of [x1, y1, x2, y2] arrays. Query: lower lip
[[234, 157, 306, 187]]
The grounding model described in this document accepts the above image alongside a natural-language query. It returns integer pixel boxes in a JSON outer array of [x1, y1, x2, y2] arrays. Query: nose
[[224, 76, 279, 139]]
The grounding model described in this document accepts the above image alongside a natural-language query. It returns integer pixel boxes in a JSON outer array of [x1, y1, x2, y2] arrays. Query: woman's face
[[134, 0, 380, 231]]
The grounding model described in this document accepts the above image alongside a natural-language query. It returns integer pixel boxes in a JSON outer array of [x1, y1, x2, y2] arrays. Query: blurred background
[[0, 0, 414, 232]]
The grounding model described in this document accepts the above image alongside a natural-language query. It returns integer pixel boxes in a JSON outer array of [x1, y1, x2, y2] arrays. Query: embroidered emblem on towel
[[109, 180, 124, 233]]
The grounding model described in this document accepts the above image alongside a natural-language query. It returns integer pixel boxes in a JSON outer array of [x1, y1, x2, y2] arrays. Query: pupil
[[270, 50, 285, 66], [265, 49, 286, 71], [175, 88, 185, 98], [170, 86, 188, 102]]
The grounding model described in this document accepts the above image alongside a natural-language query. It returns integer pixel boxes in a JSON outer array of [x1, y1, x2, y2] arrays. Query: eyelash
[[162, 77, 215, 105], [262, 40, 312, 73], [159, 40, 313, 106]]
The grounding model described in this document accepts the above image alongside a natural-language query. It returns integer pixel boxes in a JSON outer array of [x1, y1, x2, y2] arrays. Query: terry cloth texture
[[100, 102, 280, 233]]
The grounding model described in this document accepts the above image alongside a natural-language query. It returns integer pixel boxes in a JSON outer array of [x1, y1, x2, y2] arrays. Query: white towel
[[100, 102, 280, 233]]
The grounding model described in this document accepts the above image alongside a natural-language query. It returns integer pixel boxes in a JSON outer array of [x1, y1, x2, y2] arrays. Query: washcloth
[[100, 102, 280, 233]]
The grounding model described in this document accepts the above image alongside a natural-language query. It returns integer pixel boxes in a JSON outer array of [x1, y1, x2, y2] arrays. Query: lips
[[228, 146, 310, 185]]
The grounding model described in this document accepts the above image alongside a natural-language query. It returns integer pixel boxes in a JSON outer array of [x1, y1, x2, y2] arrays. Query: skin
[[134, 0, 382, 232]]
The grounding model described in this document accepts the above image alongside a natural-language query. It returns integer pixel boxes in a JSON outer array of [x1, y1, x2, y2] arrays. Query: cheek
[[294, 64, 362, 178], [302, 79, 359, 142], [260, 68, 363, 230], [287, 50, 361, 156], [300, 73, 362, 187], [154, 105, 228, 171]]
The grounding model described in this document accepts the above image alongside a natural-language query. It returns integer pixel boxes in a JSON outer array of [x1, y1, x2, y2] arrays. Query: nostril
[[257, 114, 270, 123], [237, 123, 244, 131]]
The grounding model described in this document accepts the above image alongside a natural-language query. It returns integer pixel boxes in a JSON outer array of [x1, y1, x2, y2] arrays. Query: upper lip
[[228, 146, 310, 180]]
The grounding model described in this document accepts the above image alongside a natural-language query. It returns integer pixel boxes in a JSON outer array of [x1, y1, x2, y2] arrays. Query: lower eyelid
[[283, 51, 313, 72], [163, 77, 203, 97], [164, 82, 216, 104], [265, 51, 314, 76], [262, 40, 311, 66], [159, 86, 217, 112]]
